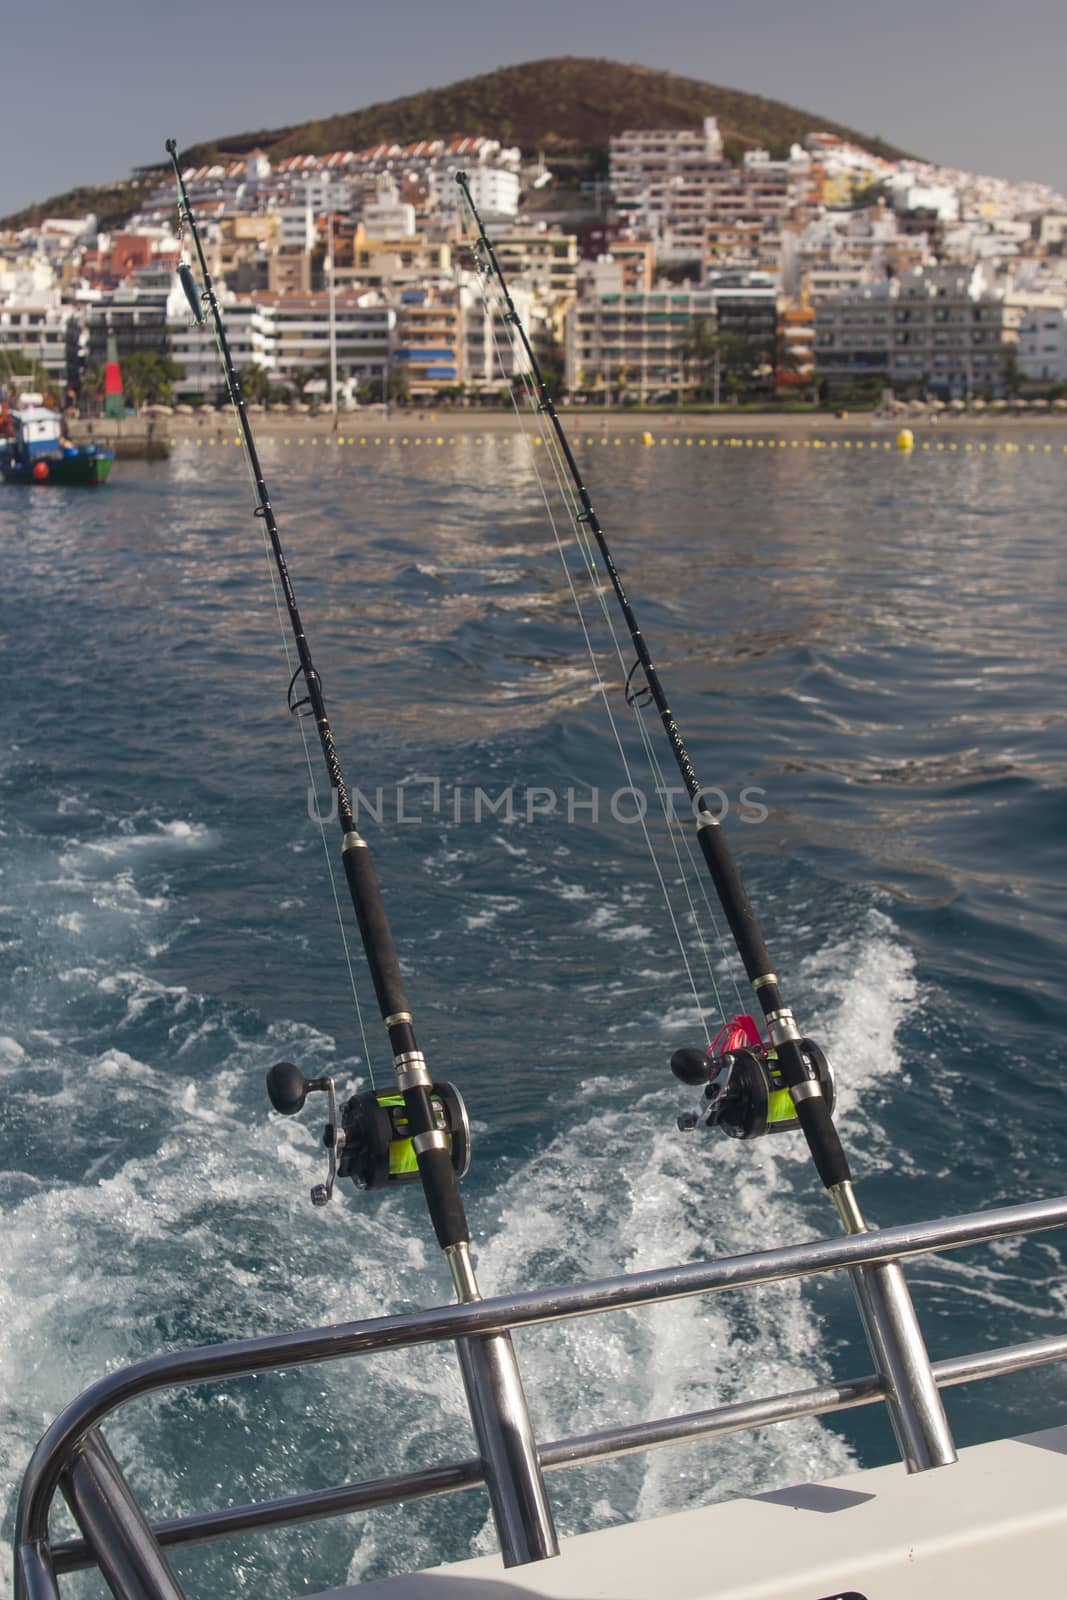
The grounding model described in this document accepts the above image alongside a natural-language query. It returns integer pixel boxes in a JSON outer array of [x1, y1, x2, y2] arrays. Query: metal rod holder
[[850, 1260, 957, 1469], [833, 1181, 956, 1470], [447, 1242, 558, 1565]]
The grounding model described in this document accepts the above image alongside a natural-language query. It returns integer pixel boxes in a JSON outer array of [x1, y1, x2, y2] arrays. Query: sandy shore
[[70, 405, 1067, 440]]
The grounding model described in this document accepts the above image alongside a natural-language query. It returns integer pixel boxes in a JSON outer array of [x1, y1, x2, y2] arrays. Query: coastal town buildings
[[1015, 300, 1067, 382], [566, 285, 718, 399], [810, 264, 1066, 397], [609, 119, 817, 268], [0, 297, 73, 379], [3, 121, 1066, 408], [393, 287, 463, 394]]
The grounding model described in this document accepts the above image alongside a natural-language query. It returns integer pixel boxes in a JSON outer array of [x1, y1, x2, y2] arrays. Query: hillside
[[1, 56, 912, 229]]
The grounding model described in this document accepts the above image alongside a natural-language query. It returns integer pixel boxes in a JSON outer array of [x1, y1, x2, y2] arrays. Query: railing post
[[59, 1429, 188, 1600], [14, 1541, 62, 1600], [833, 1187, 957, 1470], [848, 1260, 957, 1469], [447, 1244, 558, 1565]]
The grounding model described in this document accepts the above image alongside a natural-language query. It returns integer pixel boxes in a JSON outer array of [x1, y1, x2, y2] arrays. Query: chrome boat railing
[[14, 1195, 1067, 1599]]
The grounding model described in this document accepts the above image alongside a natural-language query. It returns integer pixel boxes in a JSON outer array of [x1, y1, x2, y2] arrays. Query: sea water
[[1, 429, 1065, 1596]]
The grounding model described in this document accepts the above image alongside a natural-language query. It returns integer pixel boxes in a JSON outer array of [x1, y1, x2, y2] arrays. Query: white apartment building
[[1, 254, 60, 304], [887, 177, 961, 222], [814, 265, 1012, 395], [27, 215, 99, 260], [275, 198, 317, 252], [253, 292, 394, 390], [1015, 299, 1067, 381], [433, 164, 519, 223], [612, 120, 814, 265], [461, 280, 538, 388], [168, 282, 258, 397], [169, 285, 395, 397], [781, 208, 932, 301], [566, 286, 717, 397], [0, 300, 74, 377], [940, 217, 1032, 265], [362, 180, 417, 238], [610, 118, 726, 209]]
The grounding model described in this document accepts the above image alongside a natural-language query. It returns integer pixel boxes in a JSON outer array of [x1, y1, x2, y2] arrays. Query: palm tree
[[237, 365, 273, 405], [677, 317, 722, 402], [77, 362, 107, 414]]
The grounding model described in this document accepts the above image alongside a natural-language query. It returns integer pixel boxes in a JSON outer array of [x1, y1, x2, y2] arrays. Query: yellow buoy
[[896, 428, 915, 451]]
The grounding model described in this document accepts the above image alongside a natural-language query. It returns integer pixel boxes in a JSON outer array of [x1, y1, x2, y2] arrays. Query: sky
[[3, 0, 1065, 218]]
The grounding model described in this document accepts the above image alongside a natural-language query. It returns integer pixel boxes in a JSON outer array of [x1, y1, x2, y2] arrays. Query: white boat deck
[[309, 1423, 1067, 1600]]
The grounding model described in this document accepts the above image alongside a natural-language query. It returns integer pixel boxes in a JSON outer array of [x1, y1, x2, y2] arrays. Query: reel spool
[[671, 1019, 835, 1141], [339, 1084, 471, 1191], [266, 1063, 470, 1203]]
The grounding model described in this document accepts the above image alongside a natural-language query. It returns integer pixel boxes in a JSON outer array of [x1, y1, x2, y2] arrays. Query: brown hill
[[181, 56, 910, 169], [2, 57, 910, 230]]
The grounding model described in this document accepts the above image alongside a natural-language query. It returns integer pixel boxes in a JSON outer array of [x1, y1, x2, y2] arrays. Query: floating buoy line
[[168, 431, 1067, 457]]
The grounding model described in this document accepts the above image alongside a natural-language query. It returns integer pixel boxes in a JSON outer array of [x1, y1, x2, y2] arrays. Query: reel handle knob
[[671, 1046, 711, 1086], [266, 1061, 313, 1116]]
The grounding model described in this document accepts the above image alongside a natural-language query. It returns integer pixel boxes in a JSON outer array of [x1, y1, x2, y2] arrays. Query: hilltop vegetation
[[180, 58, 910, 168], [2, 178, 159, 234], [1, 56, 911, 229]]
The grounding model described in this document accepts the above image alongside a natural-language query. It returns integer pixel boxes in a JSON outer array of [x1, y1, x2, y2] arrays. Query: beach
[[69, 404, 1067, 454]]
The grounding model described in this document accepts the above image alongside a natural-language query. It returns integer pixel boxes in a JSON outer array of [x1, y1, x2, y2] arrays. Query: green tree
[[721, 332, 775, 399], [236, 364, 273, 404], [677, 317, 722, 400], [120, 352, 184, 408], [0, 348, 55, 395]]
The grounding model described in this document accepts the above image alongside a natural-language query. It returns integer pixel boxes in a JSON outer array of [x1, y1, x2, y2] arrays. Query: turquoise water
[[1, 432, 1065, 1595]]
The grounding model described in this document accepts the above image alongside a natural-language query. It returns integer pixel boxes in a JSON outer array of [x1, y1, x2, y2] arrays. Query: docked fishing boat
[[11, 148, 1067, 1600], [0, 406, 113, 486]]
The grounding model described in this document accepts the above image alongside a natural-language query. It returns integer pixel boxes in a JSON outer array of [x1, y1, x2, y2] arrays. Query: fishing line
[[173, 170, 379, 1089], [255, 524, 381, 1093], [516, 360, 734, 1029], [523, 353, 745, 1022], [464, 227, 748, 1020], [472, 267, 715, 1037], [514, 384, 713, 1033], [486, 288, 730, 1026], [469, 238, 744, 1032]]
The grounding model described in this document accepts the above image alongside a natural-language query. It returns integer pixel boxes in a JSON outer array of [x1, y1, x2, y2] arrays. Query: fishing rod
[[165, 140, 557, 1566], [457, 172, 957, 1473], [456, 174, 845, 1182]]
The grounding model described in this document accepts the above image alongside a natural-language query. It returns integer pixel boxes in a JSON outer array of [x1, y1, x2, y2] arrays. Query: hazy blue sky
[[4, 0, 1064, 218]]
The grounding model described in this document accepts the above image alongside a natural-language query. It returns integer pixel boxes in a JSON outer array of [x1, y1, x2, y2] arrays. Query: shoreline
[[70, 407, 1067, 444]]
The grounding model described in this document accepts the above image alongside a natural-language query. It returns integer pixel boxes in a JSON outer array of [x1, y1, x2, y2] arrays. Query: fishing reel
[[266, 1062, 471, 1205], [671, 1015, 834, 1141]]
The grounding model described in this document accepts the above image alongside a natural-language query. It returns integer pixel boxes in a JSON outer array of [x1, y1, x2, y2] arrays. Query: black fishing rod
[[165, 140, 557, 1564], [457, 172, 958, 1474], [456, 172, 847, 1191]]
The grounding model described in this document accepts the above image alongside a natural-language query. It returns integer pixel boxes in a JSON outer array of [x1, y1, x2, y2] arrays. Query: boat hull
[[311, 1423, 1067, 1600], [0, 449, 114, 486]]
